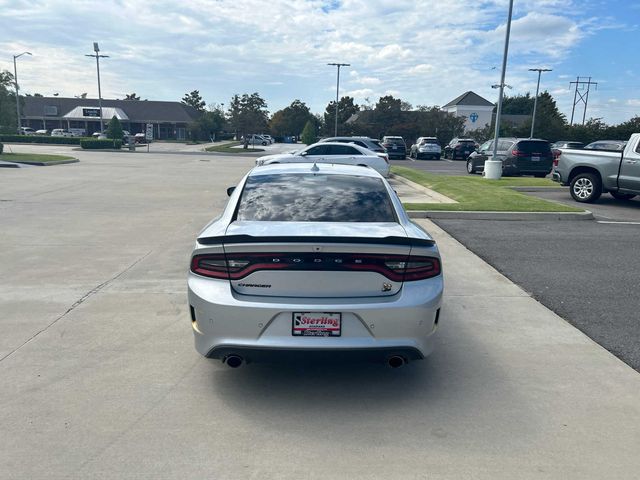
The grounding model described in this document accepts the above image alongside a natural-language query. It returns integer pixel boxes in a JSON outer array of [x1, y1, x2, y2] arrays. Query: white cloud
[[627, 99, 640, 107], [0, 0, 635, 124]]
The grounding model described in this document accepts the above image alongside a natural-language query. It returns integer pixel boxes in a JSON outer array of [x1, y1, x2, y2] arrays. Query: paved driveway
[[1, 151, 639, 479]]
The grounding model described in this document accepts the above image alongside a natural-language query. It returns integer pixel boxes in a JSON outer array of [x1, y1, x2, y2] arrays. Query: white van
[[68, 128, 87, 137]]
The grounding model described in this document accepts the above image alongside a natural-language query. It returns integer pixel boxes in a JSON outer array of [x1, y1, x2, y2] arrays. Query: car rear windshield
[[385, 138, 405, 145], [458, 140, 475, 145], [516, 141, 552, 154], [236, 173, 397, 222]]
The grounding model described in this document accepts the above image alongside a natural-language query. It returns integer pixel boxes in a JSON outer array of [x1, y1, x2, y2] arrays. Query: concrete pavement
[[1, 151, 639, 479]]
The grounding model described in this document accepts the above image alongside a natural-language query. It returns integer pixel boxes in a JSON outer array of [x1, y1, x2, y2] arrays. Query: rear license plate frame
[[292, 312, 342, 337]]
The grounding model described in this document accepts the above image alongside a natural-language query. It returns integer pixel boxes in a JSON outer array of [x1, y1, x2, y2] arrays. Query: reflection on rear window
[[517, 141, 551, 153], [236, 174, 396, 222]]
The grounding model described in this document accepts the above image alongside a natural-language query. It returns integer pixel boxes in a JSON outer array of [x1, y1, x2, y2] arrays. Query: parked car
[[583, 140, 627, 151], [410, 137, 441, 160], [552, 133, 640, 203], [188, 162, 443, 367], [466, 138, 553, 177], [255, 141, 390, 177], [19, 127, 36, 135], [244, 134, 269, 146], [35, 129, 49, 135], [551, 141, 584, 149], [68, 128, 86, 137], [134, 133, 147, 143], [260, 134, 274, 144], [443, 138, 476, 160], [320, 136, 387, 155], [51, 129, 73, 137], [381, 136, 407, 159]]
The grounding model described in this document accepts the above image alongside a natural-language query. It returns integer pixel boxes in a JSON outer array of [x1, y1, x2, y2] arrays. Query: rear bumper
[[188, 274, 443, 360], [205, 346, 425, 363]]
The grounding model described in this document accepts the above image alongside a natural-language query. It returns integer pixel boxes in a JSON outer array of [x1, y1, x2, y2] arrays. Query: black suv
[[381, 136, 407, 159], [443, 138, 476, 160], [466, 138, 553, 177]]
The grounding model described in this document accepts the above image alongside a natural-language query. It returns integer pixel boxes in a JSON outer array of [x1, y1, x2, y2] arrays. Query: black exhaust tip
[[224, 355, 244, 368], [387, 355, 406, 368]]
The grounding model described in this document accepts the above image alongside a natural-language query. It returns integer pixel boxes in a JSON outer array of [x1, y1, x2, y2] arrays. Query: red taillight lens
[[511, 149, 527, 157], [552, 149, 561, 167], [191, 253, 441, 281]]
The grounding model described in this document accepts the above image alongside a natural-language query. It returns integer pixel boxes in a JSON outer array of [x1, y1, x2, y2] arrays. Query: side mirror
[[226, 186, 236, 197], [299, 151, 308, 156]]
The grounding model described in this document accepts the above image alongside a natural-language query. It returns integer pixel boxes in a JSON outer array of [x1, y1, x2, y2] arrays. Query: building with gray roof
[[21, 96, 201, 139]]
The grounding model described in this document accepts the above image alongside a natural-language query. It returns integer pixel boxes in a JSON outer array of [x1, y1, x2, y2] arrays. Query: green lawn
[[393, 166, 581, 212], [0, 153, 77, 165], [205, 141, 264, 153]]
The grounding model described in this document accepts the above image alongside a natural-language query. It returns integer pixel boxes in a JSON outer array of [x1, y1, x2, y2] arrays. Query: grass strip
[[392, 166, 581, 212], [205, 141, 264, 153], [0, 153, 77, 165]]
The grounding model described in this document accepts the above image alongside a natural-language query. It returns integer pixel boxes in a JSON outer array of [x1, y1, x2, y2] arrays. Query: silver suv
[[410, 137, 441, 160]]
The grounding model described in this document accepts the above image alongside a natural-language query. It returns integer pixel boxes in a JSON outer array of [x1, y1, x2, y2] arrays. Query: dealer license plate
[[292, 312, 341, 337]]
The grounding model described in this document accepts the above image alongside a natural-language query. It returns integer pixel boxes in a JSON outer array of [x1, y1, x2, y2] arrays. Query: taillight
[[511, 149, 527, 157], [552, 149, 561, 167], [191, 253, 440, 281]]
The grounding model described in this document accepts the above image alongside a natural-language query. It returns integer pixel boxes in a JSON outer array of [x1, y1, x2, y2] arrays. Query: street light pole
[[485, 0, 514, 180], [529, 68, 552, 138], [328, 63, 350, 136], [13, 51, 32, 133], [85, 42, 109, 132]]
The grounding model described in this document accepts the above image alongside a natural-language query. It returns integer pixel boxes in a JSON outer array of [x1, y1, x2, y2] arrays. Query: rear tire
[[466, 160, 475, 174], [570, 172, 602, 203], [610, 191, 637, 200], [436, 154, 441, 160]]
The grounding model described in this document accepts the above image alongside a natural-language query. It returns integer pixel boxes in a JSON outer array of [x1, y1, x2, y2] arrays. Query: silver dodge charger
[[188, 163, 443, 368]]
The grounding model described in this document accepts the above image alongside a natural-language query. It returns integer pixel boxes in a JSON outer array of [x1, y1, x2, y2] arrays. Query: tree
[[322, 96, 360, 136], [124, 93, 141, 101], [189, 104, 226, 141], [300, 120, 317, 145], [106, 115, 123, 140], [0, 70, 17, 133], [227, 93, 269, 143], [269, 99, 314, 138], [373, 95, 403, 133], [181, 90, 206, 111]]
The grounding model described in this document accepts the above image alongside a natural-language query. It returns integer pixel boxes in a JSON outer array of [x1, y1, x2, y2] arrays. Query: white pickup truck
[[552, 133, 640, 203]]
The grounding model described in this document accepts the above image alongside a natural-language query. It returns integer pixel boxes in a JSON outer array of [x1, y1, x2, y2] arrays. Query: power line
[[569, 76, 597, 125]]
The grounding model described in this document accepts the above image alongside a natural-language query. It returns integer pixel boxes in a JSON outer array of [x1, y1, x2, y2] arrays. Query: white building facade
[[442, 91, 495, 132]]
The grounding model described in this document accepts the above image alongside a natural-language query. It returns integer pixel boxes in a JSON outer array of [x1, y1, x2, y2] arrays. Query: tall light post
[[328, 63, 350, 136], [13, 51, 32, 133], [528, 68, 552, 138], [85, 42, 109, 132], [485, 0, 514, 180]]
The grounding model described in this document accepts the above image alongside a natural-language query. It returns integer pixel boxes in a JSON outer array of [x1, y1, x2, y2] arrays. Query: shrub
[[0, 135, 83, 144], [106, 116, 123, 140], [300, 120, 316, 145], [80, 139, 122, 150], [0, 142, 3, 154]]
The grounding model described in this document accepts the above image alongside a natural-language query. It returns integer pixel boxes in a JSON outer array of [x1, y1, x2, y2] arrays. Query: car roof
[[250, 162, 382, 178]]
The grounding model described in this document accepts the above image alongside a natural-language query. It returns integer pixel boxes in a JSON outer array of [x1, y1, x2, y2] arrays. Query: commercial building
[[21, 96, 201, 139], [442, 91, 495, 132]]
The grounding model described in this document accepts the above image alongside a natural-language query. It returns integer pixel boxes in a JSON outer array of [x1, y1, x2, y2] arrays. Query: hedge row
[[0, 142, 3, 154], [80, 139, 122, 150], [0, 135, 83, 145]]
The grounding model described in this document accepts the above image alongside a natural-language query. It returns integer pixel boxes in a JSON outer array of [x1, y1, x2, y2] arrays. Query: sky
[[1, 0, 638, 124]]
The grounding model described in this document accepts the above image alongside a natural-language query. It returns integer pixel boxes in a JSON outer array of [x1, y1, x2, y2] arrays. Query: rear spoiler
[[198, 235, 435, 247]]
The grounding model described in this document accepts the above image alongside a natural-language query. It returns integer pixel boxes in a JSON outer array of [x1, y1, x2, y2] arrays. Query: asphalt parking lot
[[1, 148, 639, 479]]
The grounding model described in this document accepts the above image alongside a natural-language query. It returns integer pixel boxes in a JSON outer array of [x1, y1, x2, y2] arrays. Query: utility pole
[[85, 42, 109, 132], [528, 68, 552, 138], [569, 76, 597, 125], [485, 0, 514, 180], [327, 63, 350, 136], [13, 51, 32, 133]]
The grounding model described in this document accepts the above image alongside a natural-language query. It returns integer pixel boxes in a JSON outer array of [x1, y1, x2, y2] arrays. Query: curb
[[509, 186, 565, 192], [9, 159, 79, 166], [407, 210, 594, 221]]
